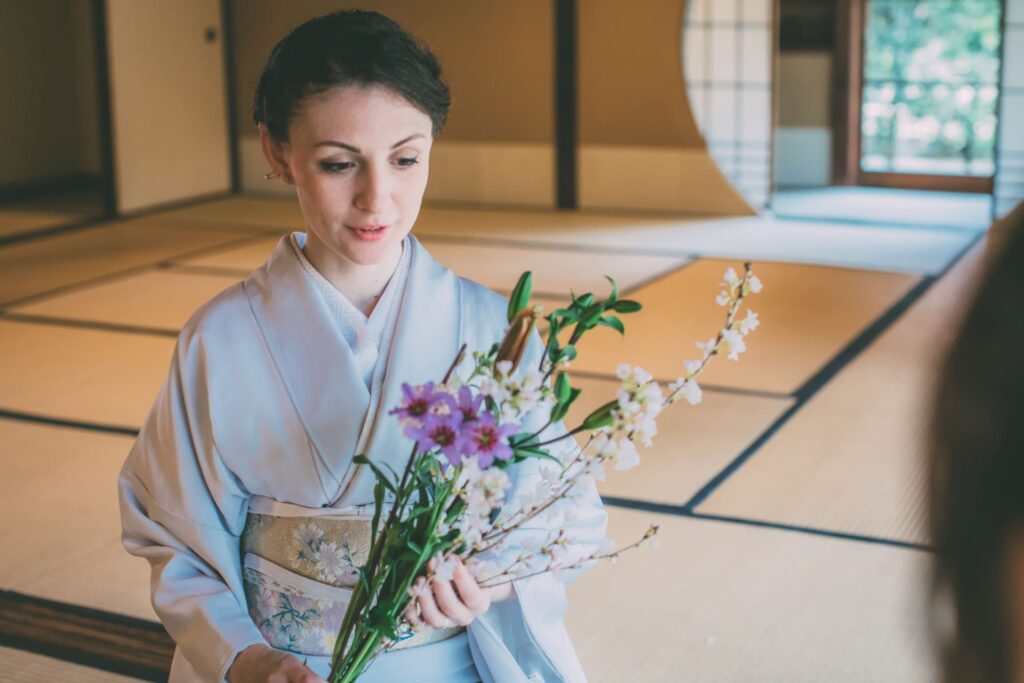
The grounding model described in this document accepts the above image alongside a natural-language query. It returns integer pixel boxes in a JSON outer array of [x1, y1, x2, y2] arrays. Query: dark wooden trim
[[554, 0, 577, 210], [832, 0, 864, 185], [0, 589, 172, 681], [858, 172, 995, 194], [221, 0, 241, 194], [769, 0, 781, 203], [91, 0, 117, 217]]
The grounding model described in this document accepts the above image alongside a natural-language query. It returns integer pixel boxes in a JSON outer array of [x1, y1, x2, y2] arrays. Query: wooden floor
[[0, 194, 988, 681]]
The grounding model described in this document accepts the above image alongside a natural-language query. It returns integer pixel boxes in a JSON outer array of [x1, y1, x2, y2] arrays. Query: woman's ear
[[258, 124, 294, 184]]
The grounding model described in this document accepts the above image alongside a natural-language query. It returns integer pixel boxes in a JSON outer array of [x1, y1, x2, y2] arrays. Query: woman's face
[[263, 84, 433, 268]]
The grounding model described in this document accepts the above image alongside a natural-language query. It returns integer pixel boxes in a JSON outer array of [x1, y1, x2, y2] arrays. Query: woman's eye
[[396, 157, 419, 168], [319, 161, 354, 173]]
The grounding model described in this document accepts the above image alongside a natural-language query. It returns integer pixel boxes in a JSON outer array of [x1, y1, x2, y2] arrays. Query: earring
[[264, 171, 280, 181]]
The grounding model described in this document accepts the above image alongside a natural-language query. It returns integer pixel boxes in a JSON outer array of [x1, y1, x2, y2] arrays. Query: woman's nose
[[354, 166, 390, 214]]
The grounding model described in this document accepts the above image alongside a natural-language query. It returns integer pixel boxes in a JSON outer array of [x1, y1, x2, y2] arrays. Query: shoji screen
[[996, 0, 1024, 217], [683, 0, 774, 209]]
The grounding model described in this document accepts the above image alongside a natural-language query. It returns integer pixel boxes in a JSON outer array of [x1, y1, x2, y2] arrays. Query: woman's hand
[[405, 557, 513, 629], [227, 643, 328, 683]]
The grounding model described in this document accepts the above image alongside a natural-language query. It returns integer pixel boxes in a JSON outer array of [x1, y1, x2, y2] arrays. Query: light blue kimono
[[118, 233, 608, 682]]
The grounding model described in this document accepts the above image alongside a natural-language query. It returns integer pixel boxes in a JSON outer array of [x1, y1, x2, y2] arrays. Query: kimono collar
[[243, 233, 463, 505]]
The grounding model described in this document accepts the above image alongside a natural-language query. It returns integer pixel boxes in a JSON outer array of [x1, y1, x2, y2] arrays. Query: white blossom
[[721, 328, 747, 361], [715, 291, 730, 306], [739, 310, 760, 335], [748, 275, 763, 294], [670, 377, 703, 405], [723, 267, 741, 287], [696, 337, 716, 352]]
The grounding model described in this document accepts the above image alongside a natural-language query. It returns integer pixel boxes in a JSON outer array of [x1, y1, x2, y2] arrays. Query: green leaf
[[582, 399, 618, 431], [371, 480, 384, 540], [554, 372, 571, 403], [580, 303, 604, 328], [507, 271, 533, 322], [558, 345, 577, 363], [605, 275, 619, 303], [612, 299, 642, 314], [574, 292, 595, 308], [598, 315, 625, 335], [354, 455, 396, 493], [514, 446, 562, 465], [566, 386, 582, 408]]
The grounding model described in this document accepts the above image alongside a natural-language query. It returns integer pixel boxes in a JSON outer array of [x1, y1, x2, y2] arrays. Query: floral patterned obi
[[240, 509, 464, 658]]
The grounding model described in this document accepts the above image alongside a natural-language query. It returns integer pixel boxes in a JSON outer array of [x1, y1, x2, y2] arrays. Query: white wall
[[775, 52, 833, 188], [106, 0, 230, 213]]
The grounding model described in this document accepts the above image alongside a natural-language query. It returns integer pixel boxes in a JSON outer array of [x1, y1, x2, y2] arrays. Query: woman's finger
[[417, 579, 449, 628], [431, 576, 474, 626], [452, 561, 489, 614]]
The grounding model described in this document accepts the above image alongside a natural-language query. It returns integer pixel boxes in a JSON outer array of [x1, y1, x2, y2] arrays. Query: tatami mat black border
[[0, 589, 171, 682], [0, 409, 138, 437], [0, 191, 237, 251], [0, 232, 267, 310], [599, 496, 931, 552], [0, 313, 180, 339]]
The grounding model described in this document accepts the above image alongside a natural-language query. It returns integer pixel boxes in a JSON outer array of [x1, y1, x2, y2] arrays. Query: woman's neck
[[301, 232, 403, 316]]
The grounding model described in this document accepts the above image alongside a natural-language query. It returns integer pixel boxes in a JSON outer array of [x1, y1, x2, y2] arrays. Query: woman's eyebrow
[[313, 133, 426, 153]]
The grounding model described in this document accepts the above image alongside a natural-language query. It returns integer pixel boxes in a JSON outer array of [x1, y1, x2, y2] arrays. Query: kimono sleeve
[[117, 333, 265, 681]]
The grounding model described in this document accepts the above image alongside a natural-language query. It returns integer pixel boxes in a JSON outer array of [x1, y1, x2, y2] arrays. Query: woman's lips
[[346, 224, 390, 241]]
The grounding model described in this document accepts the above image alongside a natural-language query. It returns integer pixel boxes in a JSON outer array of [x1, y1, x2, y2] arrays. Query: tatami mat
[[173, 233, 689, 297], [0, 646, 147, 683], [564, 376, 792, 504], [157, 196, 973, 274], [414, 206, 976, 274], [419, 238, 688, 296], [112, 213, 288, 235], [15, 539, 156, 623], [696, 243, 987, 544], [173, 235, 281, 270], [0, 209, 83, 238], [10, 271, 242, 332], [565, 258, 920, 395], [0, 321, 173, 428], [773, 187, 992, 231], [0, 223, 248, 307], [0, 420, 133, 587], [567, 508, 935, 683], [155, 195, 305, 229], [134, 196, 974, 274]]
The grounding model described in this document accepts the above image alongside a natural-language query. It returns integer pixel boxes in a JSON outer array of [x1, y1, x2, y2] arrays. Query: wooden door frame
[[832, 0, 996, 194]]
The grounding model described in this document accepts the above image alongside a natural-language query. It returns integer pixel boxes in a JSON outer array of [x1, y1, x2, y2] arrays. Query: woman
[[118, 11, 605, 683], [929, 206, 1024, 682]]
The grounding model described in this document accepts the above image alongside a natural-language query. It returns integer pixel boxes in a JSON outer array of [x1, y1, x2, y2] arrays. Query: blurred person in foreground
[[929, 202, 1024, 683]]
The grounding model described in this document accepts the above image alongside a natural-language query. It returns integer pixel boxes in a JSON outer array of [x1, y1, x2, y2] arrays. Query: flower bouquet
[[327, 264, 763, 682]]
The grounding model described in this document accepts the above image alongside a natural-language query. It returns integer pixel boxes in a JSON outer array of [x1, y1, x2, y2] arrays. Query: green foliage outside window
[[861, 0, 1002, 176]]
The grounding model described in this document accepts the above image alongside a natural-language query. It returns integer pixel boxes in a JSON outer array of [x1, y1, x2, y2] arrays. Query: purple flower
[[461, 413, 518, 469], [389, 382, 450, 423], [406, 413, 464, 465], [455, 385, 484, 423]]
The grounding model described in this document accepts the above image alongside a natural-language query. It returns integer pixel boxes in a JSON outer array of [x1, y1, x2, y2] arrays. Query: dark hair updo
[[253, 10, 451, 141]]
